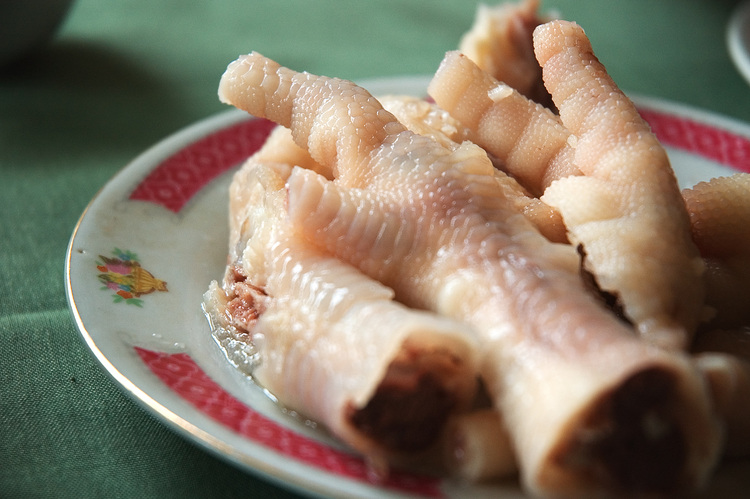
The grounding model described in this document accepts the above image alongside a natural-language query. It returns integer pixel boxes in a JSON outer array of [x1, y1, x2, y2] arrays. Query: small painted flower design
[[96, 248, 168, 306]]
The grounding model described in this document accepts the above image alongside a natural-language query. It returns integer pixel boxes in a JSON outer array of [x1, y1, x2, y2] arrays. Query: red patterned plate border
[[125, 100, 750, 495], [639, 108, 750, 173], [126, 106, 750, 215], [66, 86, 750, 499], [129, 118, 276, 212], [135, 347, 443, 497]]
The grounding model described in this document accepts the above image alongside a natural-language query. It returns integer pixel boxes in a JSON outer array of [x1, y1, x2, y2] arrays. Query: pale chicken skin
[[433, 21, 707, 351], [684, 174, 750, 457], [683, 173, 750, 331], [458, 0, 552, 106], [218, 51, 721, 497], [378, 94, 474, 149], [534, 21, 706, 351], [429, 50, 576, 197], [206, 129, 480, 472], [381, 94, 567, 242], [442, 409, 517, 481]]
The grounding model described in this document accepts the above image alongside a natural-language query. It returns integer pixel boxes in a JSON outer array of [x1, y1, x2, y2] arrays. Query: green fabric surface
[[2, 0, 749, 498]]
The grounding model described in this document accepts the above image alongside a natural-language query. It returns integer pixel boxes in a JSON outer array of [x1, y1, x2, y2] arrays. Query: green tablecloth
[[2, 1, 749, 497]]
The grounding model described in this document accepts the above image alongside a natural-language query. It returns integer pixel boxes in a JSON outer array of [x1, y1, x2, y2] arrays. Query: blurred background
[[2, 1, 749, 498]]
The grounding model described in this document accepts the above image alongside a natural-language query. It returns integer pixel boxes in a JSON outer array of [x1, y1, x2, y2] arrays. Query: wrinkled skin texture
[[683, 173, 750, 330], [434, 21, 707, 351], [429, 50, 576, 197], [219, 50, 721, 497], [207, 142, 479, 472], [381, 93, 567, 243], [459, 0, 552, 106], [533, 21, 706, 351]]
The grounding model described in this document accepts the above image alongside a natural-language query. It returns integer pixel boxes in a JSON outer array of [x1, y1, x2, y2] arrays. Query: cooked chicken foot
[[429, 50, 575, 196], [535, 21, 706, 350], [683, 173, 750, 330], [219, 52, 721, 497], [458, 0, 552, 106], [207, 141, 479, 473]]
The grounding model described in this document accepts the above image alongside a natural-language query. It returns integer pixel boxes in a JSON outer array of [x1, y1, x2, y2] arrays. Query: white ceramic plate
[[66, 76, 750, 499], [728, 0, 750, 85]]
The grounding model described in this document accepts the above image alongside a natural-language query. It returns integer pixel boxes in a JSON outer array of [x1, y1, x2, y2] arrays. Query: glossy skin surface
[[219, 48, 721, 496], [209, 141, 478, 470], [534, 21, 705, 351], [684, 174, 750, 330]]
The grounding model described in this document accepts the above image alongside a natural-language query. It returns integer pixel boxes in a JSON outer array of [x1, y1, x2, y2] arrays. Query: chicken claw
[[534, 20, 706, 350], [219, 52, 721, 497]]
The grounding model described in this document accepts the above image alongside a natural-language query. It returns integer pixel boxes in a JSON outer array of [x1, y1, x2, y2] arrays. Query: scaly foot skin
[[534, 20, 706, 351], [380, 93, 567, 242], [209, 148, 479, 473], [218, 50, 721, 497], [683, 173, 750, 330], [458, 0, 552, 106], [429, 50, 575, 196]]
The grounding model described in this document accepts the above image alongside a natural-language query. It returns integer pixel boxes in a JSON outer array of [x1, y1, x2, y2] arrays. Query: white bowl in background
[[728, 0, 750, 85]]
